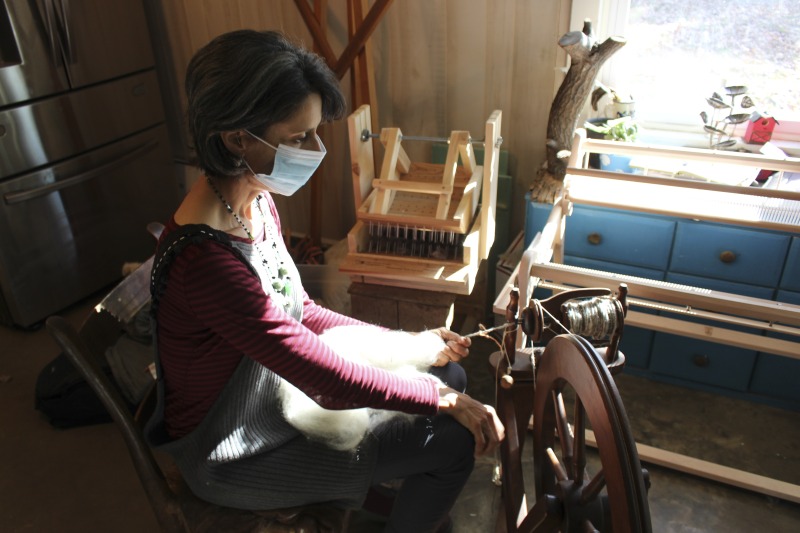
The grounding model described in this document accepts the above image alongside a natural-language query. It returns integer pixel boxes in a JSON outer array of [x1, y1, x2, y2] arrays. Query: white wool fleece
[[277, 325, 446, 450]]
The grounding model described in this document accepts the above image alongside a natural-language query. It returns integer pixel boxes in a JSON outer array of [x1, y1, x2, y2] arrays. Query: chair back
[[45, 227, 352, 532], [45, 314, 189, 532]]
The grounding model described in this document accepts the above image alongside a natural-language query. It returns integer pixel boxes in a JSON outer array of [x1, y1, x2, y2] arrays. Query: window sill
[[637, 125, 800, 158]]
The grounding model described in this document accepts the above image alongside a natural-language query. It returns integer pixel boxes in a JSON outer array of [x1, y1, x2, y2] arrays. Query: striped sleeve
[[181, 241, 439, 414]]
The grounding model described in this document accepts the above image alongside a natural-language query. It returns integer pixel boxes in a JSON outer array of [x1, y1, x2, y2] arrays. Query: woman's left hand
[[429, 327, 471, 367]]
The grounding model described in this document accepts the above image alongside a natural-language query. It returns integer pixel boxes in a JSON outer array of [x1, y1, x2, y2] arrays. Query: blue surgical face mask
[[244, 130, 326, 196]]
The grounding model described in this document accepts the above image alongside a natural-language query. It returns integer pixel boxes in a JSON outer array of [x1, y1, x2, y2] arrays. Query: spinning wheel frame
[[490, 288, 650, 533]]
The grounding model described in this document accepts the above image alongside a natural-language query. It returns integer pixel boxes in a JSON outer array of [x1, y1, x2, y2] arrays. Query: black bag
[[34, 352, 117, 428], [34, 308, 155, 429], [35, 239, 161, 428], [34, 300, 153, 429]]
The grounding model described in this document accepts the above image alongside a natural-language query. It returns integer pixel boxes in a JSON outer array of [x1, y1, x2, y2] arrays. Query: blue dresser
[[525, 199, 800, 411]]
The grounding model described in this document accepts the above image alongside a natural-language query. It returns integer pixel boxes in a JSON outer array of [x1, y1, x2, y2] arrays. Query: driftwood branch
[[530, 21, 626, 204]]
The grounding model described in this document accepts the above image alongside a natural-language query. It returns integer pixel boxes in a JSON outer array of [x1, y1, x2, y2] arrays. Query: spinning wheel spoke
[[583, 519, 601, 532], [546, 447, 568, 482], [522, 494, 563, 533], [554, 391, 574, 475], [581, 470, 607, 504]]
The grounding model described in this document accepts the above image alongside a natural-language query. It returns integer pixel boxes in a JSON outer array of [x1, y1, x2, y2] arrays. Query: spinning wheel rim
[[532, 334, 651, 533]]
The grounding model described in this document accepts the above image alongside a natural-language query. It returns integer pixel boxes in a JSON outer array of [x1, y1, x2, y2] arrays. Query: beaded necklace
[[206, 176, 292, 301]]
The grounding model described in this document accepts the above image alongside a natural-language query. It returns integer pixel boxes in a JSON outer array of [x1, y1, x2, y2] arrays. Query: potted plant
[[585, 115, 639, 141], [584, 115, 639, 172]]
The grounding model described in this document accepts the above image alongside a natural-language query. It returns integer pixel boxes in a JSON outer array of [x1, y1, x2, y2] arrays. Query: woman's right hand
[[438, 386, 505, 457]]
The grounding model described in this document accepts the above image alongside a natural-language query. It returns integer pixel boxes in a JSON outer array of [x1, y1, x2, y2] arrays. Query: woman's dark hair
[[185, 30, 346, 179]]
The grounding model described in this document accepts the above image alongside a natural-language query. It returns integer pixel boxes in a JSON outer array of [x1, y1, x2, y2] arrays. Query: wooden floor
[[1, 290, 799, 532]]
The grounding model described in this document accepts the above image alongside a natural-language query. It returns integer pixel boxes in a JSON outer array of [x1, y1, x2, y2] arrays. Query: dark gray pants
[[371, 363, 474, 533]]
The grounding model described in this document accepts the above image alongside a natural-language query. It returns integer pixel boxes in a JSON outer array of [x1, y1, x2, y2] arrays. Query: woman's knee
[[438, 414, 477, 470], [429, 362, 467, 393]]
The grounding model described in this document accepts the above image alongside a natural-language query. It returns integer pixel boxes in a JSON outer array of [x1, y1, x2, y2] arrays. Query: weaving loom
[[496, 129, 800, 504], [339, 105, 502, 294]]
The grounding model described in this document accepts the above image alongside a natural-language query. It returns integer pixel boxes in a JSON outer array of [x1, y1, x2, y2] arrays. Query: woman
[[146, 29, 504, 533]]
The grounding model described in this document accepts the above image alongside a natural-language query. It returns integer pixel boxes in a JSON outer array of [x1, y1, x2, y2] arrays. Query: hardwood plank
[[585, 430, 800, 505]]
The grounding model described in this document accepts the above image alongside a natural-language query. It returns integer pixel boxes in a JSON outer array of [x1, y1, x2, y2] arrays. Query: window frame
[[569, 0, 799, 152]]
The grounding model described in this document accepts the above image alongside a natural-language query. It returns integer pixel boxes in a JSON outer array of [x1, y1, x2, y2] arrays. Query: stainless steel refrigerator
[[0, 0, 180, 328]]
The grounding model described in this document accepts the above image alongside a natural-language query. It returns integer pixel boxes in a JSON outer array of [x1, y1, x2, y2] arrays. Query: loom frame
[[495, 130, 800, 503], [340, 105, 502, 294]]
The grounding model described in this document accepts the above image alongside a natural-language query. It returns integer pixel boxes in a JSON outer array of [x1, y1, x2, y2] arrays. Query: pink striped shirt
[[155, 198, 439, 438]]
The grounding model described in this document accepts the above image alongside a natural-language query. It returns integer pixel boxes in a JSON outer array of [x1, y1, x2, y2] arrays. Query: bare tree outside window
[[610, 0, 799, 129]]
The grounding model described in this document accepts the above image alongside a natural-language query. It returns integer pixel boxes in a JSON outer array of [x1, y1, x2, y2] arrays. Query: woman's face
[[245, 92, 323, 176]]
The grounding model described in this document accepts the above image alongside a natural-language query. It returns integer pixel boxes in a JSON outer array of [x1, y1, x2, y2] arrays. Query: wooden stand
[[348, 282, 456, 330], [340, 105, 502, 295]]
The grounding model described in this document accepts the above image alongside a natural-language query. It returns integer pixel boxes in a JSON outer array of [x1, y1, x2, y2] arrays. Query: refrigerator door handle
[[4, 139, 159, 205], [34, 0, 61, 62], [53, 0, 74, 64], [35, 0, 72, 64]]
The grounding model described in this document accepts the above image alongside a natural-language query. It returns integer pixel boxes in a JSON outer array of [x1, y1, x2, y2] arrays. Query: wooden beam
[[310, 0, 329, 248], [437, 131, 468, 219], [479, 110, 502, 262], [580, 137, 800, 173], [292, 0, 336, 68], [370, 179, 447, 194], [626, 311, 800, 360], [371, 127, 402, 214], [334, 0, 394, 79], [531, 262, 800, 328], [567, 166, 800, 202], [586, 430, 800, 504], [348, 105, 375, 207]]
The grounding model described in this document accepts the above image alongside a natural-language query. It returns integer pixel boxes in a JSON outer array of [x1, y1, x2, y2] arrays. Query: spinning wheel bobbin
[[511, 285, 628, 371]]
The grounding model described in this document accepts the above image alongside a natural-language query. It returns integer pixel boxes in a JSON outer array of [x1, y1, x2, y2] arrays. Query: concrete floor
[[1, 289, 799, 532]]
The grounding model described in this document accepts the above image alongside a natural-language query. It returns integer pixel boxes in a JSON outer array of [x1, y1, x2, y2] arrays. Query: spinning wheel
[[530, 334, 651, 532], [488, 288, 651, 532]]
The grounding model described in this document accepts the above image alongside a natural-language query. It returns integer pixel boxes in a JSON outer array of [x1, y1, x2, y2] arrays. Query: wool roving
[[277, 325, 446, 450]]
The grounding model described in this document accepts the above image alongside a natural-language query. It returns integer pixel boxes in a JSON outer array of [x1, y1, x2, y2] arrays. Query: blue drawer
[[525, 202, 676, 270], [666, 273, 775, 299], [620, 326, 654, 369], [776, 289, 800, 306], [563, 207, 675, 270], [670, 221, 790, 287], [751, 289, 800, 408], [780, 237, 800, 291], [652, 276, 765, 391], [749, 354, 800, 407], [650, 332, 758, 391], [524, 198, 551, 247]]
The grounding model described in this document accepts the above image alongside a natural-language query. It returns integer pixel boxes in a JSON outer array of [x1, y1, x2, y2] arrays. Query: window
[[573, 0, 800, 143]]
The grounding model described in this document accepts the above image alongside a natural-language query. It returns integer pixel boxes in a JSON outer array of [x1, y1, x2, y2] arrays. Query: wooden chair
[[45, 260, 350, 532]]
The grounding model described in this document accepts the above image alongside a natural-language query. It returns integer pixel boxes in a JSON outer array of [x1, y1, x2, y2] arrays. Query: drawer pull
[[587, 232, 603, 245], [692, 354, 710, 368], [719, 250, 737, 264]]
